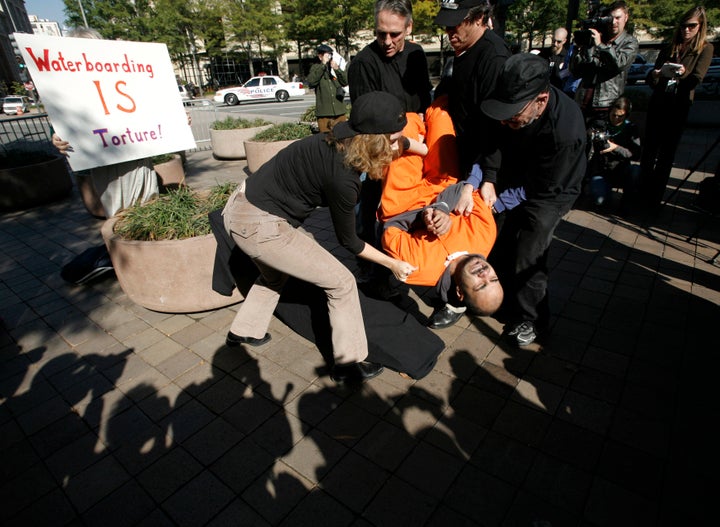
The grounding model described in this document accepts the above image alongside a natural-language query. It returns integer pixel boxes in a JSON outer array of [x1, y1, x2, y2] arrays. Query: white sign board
[[14, 33, 196, 171]]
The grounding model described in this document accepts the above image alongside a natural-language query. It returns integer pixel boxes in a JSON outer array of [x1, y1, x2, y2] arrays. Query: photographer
[[306, 44, 348, 133], [640, 6, 714, 211], [585, 96, 641, 208], [570, 1, 638, 123]]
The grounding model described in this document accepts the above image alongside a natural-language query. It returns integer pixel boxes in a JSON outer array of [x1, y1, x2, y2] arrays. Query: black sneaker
[[331, 361, 384, 383], [507, 321, 537, 347], [61, 244, 114, 285]]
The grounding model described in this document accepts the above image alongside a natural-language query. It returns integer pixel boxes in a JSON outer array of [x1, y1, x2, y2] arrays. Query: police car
[[213, 75, 306, 106]]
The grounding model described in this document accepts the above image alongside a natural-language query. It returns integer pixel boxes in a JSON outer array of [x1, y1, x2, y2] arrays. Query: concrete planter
[[153, 154, 185, 188], [0, 154, 72, 211], [101, 215, 243, 313], [210, 126, 272, 159], [244, 139, 298, 173]]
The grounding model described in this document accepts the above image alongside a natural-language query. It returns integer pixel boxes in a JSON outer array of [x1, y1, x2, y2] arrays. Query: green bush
[[151, 153, 175, 165], [251, 122, 314, 142], [113, 183, 237, 241], [300, 105, 316, 122], [300, 103, 351, 122], [210, 117, 272, 130]]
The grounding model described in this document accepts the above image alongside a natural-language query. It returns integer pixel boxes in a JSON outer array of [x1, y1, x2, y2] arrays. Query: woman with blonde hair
[[222, 91, 417, 383], [640, 5, 714, 209]]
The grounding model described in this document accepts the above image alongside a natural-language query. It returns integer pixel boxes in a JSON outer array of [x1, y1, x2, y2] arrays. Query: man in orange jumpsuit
[[380, 98, 503, 328]]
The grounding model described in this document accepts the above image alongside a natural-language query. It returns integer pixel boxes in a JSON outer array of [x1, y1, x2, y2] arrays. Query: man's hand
[[423, 207, 451, 236], [480, 181, 497, 208], [454, 183, 475, 216], [590, 28, 602, 46]]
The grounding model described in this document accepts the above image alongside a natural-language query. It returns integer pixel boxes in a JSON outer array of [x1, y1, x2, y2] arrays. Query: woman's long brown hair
[[333, 134, 395, 180], [672, 6, 708, 58]]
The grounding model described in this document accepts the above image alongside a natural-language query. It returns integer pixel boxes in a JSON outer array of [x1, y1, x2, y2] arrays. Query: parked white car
[[213, 75, 305, 106], [3, 95, 31, 115]]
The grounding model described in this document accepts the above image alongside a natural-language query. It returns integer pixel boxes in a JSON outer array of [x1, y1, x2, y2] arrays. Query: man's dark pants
[[489, 202, 562, 326]]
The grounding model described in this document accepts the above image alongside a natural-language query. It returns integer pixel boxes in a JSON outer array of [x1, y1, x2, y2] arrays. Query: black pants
[[640, 96, 691, 207], [489, 204, 562, 325]]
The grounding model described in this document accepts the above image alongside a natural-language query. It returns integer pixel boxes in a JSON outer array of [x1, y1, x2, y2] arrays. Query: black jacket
[[348, 40, 432, 113], [434, 29, 511, 173]]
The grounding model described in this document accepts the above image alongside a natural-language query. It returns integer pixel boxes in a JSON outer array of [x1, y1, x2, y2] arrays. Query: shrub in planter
[[210, 117, 273, 160], [300, 103, 351, 124], [245, 122, 315, 173], [102, 183, 244, 313], [0, 140, 72, 211]]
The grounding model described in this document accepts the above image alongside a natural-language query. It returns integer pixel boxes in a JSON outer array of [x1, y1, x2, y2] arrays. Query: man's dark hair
[[466, 1, 494, 25], [374, 0, 413, 25]]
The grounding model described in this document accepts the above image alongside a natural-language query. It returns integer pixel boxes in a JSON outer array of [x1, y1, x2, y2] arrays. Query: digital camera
[[589, 129, 611, 154]]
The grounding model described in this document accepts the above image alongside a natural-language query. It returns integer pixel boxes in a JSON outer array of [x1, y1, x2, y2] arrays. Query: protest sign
[[14, 33, 196, 171]]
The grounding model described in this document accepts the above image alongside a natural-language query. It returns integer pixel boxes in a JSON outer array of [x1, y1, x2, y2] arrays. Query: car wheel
[[224, 93, 239, 106], [276, 90, 289, 102]]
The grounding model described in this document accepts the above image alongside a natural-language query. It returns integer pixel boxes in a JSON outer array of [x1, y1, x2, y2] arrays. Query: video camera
[[573, 0, 613, 47]]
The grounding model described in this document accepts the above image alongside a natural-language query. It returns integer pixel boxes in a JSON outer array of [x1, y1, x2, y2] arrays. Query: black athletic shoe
[[61, 244, 114, 285], [506, 321, 537, 347]]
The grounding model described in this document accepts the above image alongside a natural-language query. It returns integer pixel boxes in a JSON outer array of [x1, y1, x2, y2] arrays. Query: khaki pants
[[222, 190, 367, 365], [317, 114, 347, 134]]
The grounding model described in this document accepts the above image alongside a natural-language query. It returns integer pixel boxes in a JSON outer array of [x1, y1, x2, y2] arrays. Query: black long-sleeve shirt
[[348, 41, 432, 113], [245, 134, 365, 255], [434, 29, 510, 174]]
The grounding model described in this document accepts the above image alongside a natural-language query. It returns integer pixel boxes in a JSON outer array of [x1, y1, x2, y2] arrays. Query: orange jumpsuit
[[381, 97, 496, 287]]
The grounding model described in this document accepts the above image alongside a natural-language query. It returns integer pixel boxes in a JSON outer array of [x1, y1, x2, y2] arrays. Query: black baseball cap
[[316, 44, 333, 55], [434, 0, 488, 28], [333, 92, 407, 139], [481, 53, 550, 121]]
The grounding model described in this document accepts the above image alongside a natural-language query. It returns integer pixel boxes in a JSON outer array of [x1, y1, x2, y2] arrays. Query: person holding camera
[[585, 96, 641, 208], [570, 1, 638, 124], [640, 6, 714, 211], [306, 44, 349, 134]]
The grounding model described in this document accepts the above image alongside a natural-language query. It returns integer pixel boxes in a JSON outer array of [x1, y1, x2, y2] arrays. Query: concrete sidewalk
[[1, 120, 719, 526]]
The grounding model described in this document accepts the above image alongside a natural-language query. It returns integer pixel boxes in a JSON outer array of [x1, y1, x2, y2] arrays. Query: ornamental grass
[[113, 182, 237, 241]]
